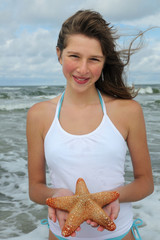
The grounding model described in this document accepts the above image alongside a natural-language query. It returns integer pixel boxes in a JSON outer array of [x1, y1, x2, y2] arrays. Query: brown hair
[[57, 10, 141, 99]]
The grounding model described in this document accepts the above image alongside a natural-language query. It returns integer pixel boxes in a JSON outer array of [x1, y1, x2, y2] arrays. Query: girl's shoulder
[[102, 94, 144, 136], [116, 98, 143, 118], [26, 95, 62, 130], [102, 93, 142, 115], [27, 95, 60, 117], [26, 95, 62, 139]]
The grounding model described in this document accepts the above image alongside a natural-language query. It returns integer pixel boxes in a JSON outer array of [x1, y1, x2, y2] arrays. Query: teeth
[[76, 77, 87, 81]]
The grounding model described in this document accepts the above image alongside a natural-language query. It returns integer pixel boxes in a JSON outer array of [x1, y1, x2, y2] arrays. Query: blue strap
[[41, 219, 49, 228], [58, 92, 65, 119], [97, 90, 104, 113], [131, 218, 143, 240]]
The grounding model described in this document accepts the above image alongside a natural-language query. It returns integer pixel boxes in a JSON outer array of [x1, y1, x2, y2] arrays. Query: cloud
[[124, 12, 160, 27], [0, 28, 60, 81], [126, 36, 160, 84], [130, 41, 160, 73], [0, 0, 79, 26], [2, 0, 160, 26], [79, 0, 160, 24]]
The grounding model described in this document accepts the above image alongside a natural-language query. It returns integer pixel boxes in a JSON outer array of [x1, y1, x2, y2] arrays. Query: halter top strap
[[57, 89, 105, 119], [97, 90, 104, 113], [57, 91, 65, 119]]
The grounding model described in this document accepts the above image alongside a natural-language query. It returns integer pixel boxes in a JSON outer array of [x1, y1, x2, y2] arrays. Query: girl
[[27, 10, 154, 240]]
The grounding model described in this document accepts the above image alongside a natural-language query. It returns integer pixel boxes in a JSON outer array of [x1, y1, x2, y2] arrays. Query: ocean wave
[[0, 88, 59, 99], [0, 103, 34, 111], [0, 93, 10, 99], [0, 87, 21, 91], [152, 88, 160, 94], [34, 94, 56, 99], [0, 93, 56, 100], [155, 100, 160, 104], [1, 85, 159, 100], [28, 90, 49, 96], [137, 86, 160, 94], [0, 94, 57, 111], [38, 85, 49, 89]]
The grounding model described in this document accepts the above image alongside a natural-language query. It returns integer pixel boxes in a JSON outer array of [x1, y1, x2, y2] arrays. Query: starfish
[[46, 178, 119, 237]]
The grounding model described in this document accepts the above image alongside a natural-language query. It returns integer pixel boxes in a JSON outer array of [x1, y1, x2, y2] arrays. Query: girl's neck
[[64, 86, 99, 107]]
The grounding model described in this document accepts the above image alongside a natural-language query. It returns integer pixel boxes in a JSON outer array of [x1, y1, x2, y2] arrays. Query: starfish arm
[[62, 201, 86, 237], [46, 196, 77, 212], [88, 200, 116, 231], [90, 191, 119, 207], [75, 178, 89, 195]]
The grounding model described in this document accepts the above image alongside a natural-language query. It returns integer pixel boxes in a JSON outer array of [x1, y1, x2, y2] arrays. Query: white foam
[[138, 86, 153, 94], [0, 87, 21, 91], [34, 94, 56, 99], [0, 102, 34, 110], [0, 95, 56, 110], [132, 187, 160, 240], [38, 86, 49, 89], [5, 225, 48, 240]]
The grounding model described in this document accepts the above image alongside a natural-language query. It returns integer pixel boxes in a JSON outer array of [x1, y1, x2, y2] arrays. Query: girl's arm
[[27, 103, 55, 204], [116, 100, 154, 202]]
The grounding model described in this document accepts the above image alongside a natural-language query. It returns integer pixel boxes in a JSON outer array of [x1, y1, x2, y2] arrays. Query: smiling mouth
[[73, 75, 90, 84]]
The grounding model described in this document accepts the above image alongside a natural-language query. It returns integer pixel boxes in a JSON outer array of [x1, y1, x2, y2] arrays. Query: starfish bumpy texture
[[46, 178, 119, 237]]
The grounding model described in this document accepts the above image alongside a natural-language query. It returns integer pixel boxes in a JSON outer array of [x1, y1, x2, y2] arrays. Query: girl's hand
[[48, 188, 81, 237], [86, 198, 120, 231]]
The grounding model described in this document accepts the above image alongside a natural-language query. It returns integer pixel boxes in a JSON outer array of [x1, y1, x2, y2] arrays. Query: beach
[[0, 84, 160, 239]]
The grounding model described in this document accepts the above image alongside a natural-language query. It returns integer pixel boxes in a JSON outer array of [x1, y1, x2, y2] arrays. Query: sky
[[0, 0, 160, 86]]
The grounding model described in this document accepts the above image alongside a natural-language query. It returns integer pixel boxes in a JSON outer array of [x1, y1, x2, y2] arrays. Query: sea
[[0, 84, 160, 240]]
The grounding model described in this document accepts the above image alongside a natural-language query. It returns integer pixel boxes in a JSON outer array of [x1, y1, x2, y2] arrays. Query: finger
[[48, 207, 56, 222], [86, 219, 91, 224], [110, 213, 115, 221], [76, 226, 81, 232], [58, 218, 66, 231], [86, 220, 98, 227], [105, 207, 111, 217], [90, 221, 98, 227], [110, 206, 120, 221], [71, 232, 76, 237], [70, 226, 81, 237], [57, 210, 68, 230], [110, 212, 118, 221], [97, 226, 104, 232]]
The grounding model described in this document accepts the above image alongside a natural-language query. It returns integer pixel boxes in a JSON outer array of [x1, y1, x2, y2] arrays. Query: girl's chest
[[59, 104, 104, 135]]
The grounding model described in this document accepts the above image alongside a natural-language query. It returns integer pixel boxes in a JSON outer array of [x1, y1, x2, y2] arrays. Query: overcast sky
[[0, 0, 160, 86]]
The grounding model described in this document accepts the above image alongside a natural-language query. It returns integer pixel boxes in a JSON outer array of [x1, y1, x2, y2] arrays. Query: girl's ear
[[56, 47, 62, 65]]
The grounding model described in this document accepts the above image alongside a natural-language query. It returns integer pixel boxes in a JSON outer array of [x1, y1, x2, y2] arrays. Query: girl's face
[[57, 34, 105, 92]]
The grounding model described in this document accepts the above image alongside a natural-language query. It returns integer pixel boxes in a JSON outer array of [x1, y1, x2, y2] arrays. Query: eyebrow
[[67, 51, 104, 59]]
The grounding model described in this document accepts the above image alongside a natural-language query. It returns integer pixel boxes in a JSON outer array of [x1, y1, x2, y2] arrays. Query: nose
[[77, 60, 89, 75]]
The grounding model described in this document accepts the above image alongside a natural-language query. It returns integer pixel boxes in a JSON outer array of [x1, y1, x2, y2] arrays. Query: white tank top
[[44, 90, 133, 239]]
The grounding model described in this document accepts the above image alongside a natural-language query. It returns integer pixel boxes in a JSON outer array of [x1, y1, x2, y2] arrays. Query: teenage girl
[[27, 10, 154, 240]]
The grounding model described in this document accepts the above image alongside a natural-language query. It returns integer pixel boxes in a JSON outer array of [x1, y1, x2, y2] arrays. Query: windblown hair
[[57, 10, 143, 99]]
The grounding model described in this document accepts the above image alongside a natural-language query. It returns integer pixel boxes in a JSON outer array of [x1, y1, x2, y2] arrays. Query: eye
[[69, 54, 79, 58], [90, 58, 100, 62]]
